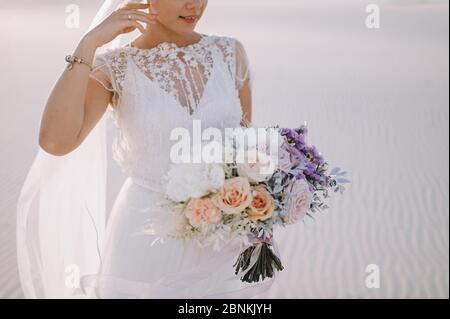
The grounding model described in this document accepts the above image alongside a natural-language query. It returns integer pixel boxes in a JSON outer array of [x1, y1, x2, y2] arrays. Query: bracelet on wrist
[[65, 55, 93, 71]]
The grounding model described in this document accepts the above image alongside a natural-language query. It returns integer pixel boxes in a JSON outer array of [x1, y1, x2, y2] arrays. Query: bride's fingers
[[123, 10, 158, 20], [124, 20, 146, 34], [119, 11, 156, 24], [121, 10, 157, 21], [122, 9, 158, 20], [119, 2, 150, 10], [123, 14, 156, 26]]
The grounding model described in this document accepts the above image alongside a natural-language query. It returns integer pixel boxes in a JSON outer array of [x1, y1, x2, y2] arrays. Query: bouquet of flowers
[[161, 123, 349, 283]]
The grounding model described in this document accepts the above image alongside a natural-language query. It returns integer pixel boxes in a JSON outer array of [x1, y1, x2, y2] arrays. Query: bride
[[16, 0, 263, 299]]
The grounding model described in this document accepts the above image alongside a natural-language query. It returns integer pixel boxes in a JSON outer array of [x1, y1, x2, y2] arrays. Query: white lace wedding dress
[[81, 34, 259, 298]]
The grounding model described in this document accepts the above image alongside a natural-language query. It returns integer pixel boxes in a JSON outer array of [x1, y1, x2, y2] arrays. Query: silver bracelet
[[65, 55, 93, 71]]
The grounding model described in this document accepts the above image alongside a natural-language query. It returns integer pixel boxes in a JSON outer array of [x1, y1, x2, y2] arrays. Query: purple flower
[[304, 161, 317, 175], [279, 141, 305, 172], [294, 124, 308, 136], [280, 128, 306, 151], [279, 124, 328, 186], [302, 146, 325, 166]]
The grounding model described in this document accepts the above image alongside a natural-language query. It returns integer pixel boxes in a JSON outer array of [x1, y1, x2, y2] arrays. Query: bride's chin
[[159, 22, 196, 35], [170, 28, 198, 37]]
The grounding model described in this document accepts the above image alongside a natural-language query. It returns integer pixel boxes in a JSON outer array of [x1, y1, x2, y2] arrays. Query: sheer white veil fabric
[[16, 0, 138, 298]]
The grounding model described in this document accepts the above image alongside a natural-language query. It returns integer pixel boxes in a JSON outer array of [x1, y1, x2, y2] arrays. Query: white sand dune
[[0, 0, 448, 298]]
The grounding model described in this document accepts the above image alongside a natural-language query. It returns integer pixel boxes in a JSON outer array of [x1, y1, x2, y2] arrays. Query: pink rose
[[185, 198, 222, 229], [247, 186, 275, 222], [212, 177, 253, 215], [278, 147, 293, 173], [283, 179, 313, 224]]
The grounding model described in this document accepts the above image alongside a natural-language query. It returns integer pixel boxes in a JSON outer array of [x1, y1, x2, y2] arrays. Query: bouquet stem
[[233, 242, 284, 283]]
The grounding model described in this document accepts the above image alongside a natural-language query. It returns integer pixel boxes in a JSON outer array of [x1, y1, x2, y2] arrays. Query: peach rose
[[283, 179, 313, 224], [212, 177, 253, 215], [185, 198, 222, 229], [247, 186, 275, 222]]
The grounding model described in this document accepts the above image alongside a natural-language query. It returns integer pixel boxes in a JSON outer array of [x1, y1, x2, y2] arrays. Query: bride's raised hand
[[85, 2, 157, 48]]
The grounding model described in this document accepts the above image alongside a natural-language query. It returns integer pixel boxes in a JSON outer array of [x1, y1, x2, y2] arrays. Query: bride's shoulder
[[94, 47, 128, 63], [208, 34, 245, 49], [91, 47, 129, 93], [92, 47, 130, 83], [207, 34, 249, 63]]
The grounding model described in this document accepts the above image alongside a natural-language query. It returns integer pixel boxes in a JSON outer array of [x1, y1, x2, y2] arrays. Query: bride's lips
[[179, 15, 198, 24]]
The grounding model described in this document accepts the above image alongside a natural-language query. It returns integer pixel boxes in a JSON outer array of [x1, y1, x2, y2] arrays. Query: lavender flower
[[294, 124, 308, 136], [302, 145, 324, 166], [280, 128, 306, 150]]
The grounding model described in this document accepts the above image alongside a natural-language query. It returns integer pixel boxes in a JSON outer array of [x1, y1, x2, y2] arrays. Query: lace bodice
[[90, 34, 252, 189]]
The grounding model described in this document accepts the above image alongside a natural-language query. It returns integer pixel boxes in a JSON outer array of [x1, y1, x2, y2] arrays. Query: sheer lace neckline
[[125, 33, 211, 54], [118, 33, 218, 115]]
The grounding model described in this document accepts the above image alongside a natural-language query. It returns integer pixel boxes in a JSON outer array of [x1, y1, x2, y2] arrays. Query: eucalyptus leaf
[[330, 167, 340, 175]]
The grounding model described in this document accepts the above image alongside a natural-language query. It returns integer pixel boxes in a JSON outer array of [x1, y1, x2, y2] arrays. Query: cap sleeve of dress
[[234, 38, 253, 91], [89, 50, 121, 107]]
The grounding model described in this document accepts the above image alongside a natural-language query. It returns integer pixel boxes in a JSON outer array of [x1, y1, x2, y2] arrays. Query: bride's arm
[[39, 2, 154, 156], [235, 39, 252, 127], [239, 81, 252, 127], [38, 36, 110, 156]]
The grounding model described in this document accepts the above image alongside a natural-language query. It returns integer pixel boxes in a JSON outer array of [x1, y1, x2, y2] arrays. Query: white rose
[[165, 163, 225, 202], [237, 149, 276, 183]]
